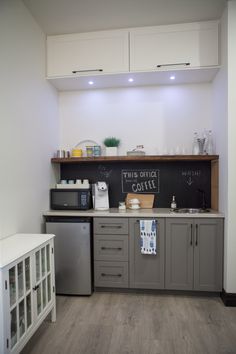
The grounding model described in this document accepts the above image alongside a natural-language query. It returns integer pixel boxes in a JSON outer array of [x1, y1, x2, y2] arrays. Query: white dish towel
[[139, 220, 157, 255]]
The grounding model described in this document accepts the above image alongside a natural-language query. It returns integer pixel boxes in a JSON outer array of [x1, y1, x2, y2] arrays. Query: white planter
[[105, 147, 118, 156]]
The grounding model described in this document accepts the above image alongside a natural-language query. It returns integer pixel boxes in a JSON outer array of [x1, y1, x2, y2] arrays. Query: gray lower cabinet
[[129, 218, 165, 289], [94, 218, 129, 288], [165, 218, 223, 291]]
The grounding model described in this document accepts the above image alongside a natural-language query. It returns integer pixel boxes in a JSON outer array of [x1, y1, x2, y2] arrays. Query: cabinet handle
[[33, 285, 39, 291], [101, 247, 122, 250], [72, 69, 103, 74], [101, 225, 122, 229], [156, 62, 190, 68], [190, 224, 193, 246], [195, 224, 198, 246], [101, 273, 122, 277]]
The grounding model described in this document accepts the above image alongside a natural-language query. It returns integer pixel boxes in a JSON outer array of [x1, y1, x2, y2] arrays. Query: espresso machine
[[93, 182, 109, 210]]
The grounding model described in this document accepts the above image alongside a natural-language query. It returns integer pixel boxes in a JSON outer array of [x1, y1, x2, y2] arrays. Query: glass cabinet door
[[26, 293, 32, 329], [25, 257, 30, 292], [8, 254, 33, 350], [10, 307, 17, 348], [9, 266, 16, 307], [34, 242, 53, 319], [17, 262, 24, 299]]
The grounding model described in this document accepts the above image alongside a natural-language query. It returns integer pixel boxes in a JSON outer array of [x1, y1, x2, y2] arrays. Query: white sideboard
[[0, 234, 56, 354]]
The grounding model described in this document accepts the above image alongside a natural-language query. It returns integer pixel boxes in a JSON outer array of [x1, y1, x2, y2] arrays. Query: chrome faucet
[[197, 189, 206, 209]]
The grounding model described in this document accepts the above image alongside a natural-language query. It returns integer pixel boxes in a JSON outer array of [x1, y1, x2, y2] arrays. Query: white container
[[105, 147, 118, 156], [192, 132, 200, 155]]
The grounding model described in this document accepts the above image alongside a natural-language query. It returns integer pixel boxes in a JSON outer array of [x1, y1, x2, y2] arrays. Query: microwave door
[[51, 190, 79, 209]]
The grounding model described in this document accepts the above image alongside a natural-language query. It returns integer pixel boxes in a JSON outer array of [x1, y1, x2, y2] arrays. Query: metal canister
[[86, 146, 94, 157], [56, 150, 66, 158], [93, 145, 101, 157]]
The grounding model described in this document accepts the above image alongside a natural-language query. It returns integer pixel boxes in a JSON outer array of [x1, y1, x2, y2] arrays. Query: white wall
[[225, 0, 236, 293], [59, 84, 212, 156], [0, 0, 59, 239], [212, 1, 228, 288], [213, 0, 236, 293]]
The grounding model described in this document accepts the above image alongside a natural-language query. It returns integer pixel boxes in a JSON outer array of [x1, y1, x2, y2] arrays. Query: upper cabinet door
[[47, 29, 129, 77], [130, 21, 219, 72]]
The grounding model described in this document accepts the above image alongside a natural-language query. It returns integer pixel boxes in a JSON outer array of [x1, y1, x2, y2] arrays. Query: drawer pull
[[101, 247, 122, 251], [101, 225, 122, 229], [156, 62, 190, 68], [101, 273, 122, 277], [190, 224, 193, 246], [195, 224, 198, 246], [72, 69, 103, 73]]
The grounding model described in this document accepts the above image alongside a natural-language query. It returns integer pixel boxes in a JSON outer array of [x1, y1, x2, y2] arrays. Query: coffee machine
[[93, 182, 109, 210]]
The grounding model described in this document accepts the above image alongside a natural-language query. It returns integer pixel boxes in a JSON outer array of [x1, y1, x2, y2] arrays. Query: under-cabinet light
[[128, 78, 134, 82], [170, 76, 175, 80], [88, 81, 94, 85]]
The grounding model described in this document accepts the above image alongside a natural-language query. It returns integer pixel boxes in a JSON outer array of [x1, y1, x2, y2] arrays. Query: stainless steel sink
[[172, 208, 210, 214]]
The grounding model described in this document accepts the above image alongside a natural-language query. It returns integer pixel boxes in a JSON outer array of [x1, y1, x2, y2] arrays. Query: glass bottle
[[171, 195, 177, 210], [205, 130, 214, 155], [192, 132, 199, 155]]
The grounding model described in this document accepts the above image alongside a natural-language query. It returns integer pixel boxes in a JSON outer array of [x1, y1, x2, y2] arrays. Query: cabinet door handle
[[190, 224, 193, 246], [33, 285, 39, 291], [72, 69, 103, 74], [195, 224, 198, 246], [101, 225, 122, 229], [101, 273, 122, 277], [101, 247, 122, 251], [156, 62, 190, 68]]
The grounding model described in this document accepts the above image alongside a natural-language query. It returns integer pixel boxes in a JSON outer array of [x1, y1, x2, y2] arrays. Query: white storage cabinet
[[130, 21, 219, 71], [0, 234, 56, 354], [47, 29, 129, 77]]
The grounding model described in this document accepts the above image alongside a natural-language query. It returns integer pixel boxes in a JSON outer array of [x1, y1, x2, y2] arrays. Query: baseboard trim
[[221, 289, 236, 306]]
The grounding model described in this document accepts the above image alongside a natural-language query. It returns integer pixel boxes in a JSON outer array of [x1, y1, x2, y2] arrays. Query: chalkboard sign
[[121, 169, 160, 193], [61, 161, 211, 208]]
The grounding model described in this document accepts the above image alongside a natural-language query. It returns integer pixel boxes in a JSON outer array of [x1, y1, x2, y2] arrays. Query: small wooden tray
[[126, 193, 154, 209]]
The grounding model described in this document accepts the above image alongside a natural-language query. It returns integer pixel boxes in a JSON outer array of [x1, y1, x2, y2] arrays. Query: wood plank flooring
[[21, 293, 236, 354]]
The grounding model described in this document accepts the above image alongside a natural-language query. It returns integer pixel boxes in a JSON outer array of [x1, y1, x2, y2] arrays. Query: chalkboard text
[[121, 169, 160, 193]]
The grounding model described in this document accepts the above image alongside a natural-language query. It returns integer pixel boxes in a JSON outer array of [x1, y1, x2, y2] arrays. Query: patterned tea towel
[[139, 220, 157, 255]]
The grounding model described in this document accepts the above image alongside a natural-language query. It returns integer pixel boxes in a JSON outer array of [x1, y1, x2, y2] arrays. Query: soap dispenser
[[171, 195, 177, 210]]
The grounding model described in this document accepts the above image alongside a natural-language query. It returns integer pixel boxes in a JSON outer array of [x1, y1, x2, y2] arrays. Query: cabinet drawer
[[94, 261, 128, 288], [94, 218, 128, 234], [94, 234, 128, 261]]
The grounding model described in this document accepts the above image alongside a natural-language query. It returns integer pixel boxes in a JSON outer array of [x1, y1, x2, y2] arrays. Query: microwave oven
[[50, 189, 92, 210]]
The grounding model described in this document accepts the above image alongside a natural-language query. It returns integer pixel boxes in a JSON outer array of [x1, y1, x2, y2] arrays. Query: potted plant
[[103, 136, 120, 156]]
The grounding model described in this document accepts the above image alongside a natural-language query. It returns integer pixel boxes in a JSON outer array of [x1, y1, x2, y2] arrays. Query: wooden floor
[[22, 292, 236, 354]]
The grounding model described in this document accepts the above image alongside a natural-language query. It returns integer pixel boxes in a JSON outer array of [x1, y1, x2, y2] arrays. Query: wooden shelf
[[51, 155, 219, 163]]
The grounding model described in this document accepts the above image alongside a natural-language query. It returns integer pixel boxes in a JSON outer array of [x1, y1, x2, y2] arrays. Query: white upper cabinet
[[47, 29, 129, 77], [129, 21, 219, 72]]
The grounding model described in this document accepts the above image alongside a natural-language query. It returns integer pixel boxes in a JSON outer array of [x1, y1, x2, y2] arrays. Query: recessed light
[[88, 81, 94, 85], [128, 78, 134, 82], [170, 76, 175, 80]]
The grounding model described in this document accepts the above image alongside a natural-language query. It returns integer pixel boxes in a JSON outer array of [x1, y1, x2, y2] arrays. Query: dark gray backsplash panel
[[61, 161, 211, 208]]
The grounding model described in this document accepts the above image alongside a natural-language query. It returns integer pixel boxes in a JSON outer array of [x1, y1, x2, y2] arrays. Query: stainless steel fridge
[[46, 216, 92, 295]]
